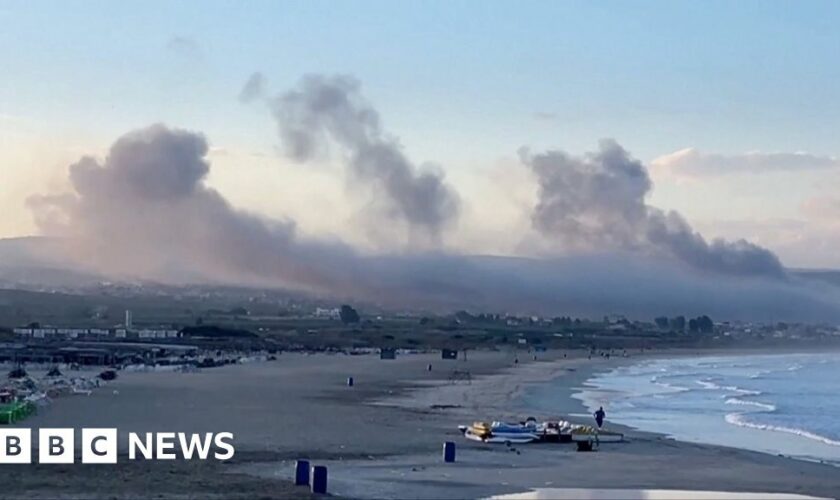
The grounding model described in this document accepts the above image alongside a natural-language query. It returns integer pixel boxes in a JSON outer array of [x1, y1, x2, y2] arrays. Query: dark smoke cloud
[[645, 209, 786, 278], [26, 125, 352, 292], [367, 253, 839, 322], [25, 126, 837, 322], [267, 74, 460, 242], [523, 139, 786, 279]]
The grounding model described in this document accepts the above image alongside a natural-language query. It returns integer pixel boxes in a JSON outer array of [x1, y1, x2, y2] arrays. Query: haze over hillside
[[3, 236, 840, 323], [7, 75, 840, 324]]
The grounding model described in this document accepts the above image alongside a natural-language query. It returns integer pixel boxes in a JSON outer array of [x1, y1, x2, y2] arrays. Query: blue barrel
[[311, 465, 328, 494], [294, 460, 310, 486], [347, 376, 354, 387], [443, 441, 456, 463]]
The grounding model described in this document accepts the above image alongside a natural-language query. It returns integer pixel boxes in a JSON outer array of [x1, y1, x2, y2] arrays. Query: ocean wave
[[731, 387, 762, 396], [695, 379, 717, 390], [695, 378, 761, 396], [650, 376, 691, 393], [744, 363, 802, 378], [724, 397, 776, 412], [725, 413, 840, 447]]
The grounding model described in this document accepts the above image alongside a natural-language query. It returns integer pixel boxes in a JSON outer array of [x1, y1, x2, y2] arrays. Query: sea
[[537, 352, 840, 465]]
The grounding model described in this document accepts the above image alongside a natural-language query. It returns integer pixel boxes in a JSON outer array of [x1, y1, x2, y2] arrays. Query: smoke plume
[[26, 124, 355, 292], [524, 139, 786, 278], [267, 74, 460, 243], [25, 121, 837, 321]]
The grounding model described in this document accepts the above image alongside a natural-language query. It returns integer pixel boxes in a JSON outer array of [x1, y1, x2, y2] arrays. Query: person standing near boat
[[594, 406, 606, 428]]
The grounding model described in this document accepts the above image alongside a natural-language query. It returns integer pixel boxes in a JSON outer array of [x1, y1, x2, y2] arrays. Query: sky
[[2, 0, 840, 269]]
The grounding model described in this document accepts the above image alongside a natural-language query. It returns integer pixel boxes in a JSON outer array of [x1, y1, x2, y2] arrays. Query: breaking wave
[[724, 397, 776, 412], [573, 353, 840, 465], [649, 376, 690, 393], [695, 379, 717, 390], [696, 378, 762, 396], [725, 412, 840, 447]]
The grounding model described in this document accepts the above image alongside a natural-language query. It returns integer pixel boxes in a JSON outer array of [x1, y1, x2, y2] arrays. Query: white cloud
[[651, 148, 840, 179]]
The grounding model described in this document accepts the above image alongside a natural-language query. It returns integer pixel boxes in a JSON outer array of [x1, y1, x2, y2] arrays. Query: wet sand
[[8, 349, 840, 499]]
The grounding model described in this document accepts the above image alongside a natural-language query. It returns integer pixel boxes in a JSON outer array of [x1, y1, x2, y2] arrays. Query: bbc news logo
[[0, 429, 235, 463]]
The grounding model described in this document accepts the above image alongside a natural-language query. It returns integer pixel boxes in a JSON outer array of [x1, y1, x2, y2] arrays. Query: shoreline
[[493, 348, 840, 469], [327, 347, 840, 499], [3, 348, 840, 499], [563, 349, 840, 468]]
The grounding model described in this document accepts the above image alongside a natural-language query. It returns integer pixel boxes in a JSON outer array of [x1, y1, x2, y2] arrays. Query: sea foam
[[696, 379, 762, 396], [724, 397, 776, 412], [725, 412, 840, 447]]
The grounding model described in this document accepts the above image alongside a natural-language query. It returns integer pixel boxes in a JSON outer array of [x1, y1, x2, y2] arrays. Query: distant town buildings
[[314, 307, 340, 319], [13, 327, 180, 340]]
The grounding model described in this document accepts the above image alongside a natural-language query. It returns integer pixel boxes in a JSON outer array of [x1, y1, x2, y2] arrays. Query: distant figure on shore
[[594, 406, 606, 428]]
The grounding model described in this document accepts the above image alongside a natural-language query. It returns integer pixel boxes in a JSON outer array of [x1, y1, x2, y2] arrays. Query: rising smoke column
[[25, 125, 839, 320], [265, 74, 460, 244], [523, 139, 787, 279], [26, 124, 354, 291]]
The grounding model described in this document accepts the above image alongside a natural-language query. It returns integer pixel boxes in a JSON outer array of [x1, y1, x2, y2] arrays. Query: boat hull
[[464, 428, 539, 444], [571, 433, 624, 443]]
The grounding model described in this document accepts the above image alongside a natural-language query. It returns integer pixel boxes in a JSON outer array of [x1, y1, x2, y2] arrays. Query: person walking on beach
[[594, 406, 606, 428]]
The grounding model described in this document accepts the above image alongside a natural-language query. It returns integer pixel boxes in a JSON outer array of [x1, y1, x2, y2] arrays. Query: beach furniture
[[294, 460, 310, 486], [443, 441, 456, 462], [311, 465, 328, 494]]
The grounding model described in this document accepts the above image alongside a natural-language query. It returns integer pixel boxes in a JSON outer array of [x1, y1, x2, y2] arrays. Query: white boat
[[459, 419, 623, 444], [463, 427, 539, 444], [460, 421, 541, 444]]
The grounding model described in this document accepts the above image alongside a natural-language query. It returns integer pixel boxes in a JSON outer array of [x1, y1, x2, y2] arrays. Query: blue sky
[[3, 0, 840, 267]]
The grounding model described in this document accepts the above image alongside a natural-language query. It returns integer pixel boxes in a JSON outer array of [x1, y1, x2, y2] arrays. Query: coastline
[[313, 348, 840, 499], [3, 348, 840, 499], [562, 349, 840, 468]]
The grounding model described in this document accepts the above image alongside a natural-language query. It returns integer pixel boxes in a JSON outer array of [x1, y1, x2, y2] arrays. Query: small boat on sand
[[460, 421, 541, 443], [459, 418, 624, 444]]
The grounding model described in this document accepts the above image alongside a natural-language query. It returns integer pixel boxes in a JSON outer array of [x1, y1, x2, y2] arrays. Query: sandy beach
[[6, 349, 840, 499]]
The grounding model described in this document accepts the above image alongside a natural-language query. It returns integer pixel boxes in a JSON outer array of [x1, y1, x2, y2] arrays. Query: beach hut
[[379, 348, 397, 360]]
